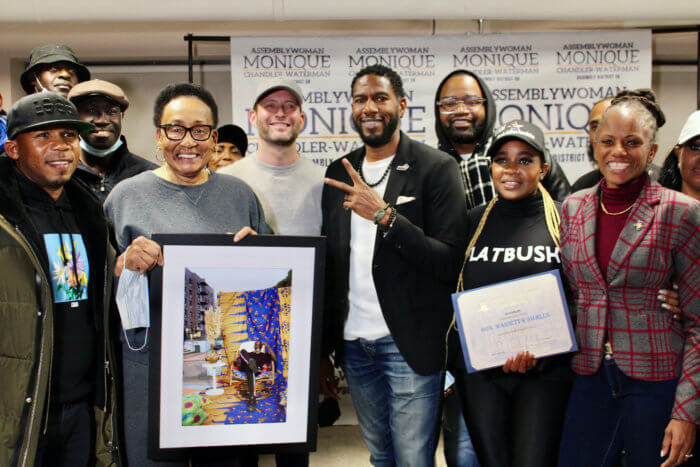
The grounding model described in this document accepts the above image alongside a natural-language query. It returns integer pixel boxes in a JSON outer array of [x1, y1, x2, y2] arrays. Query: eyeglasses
[[159, 124, 214, 141], [437, 96, 486, 114]]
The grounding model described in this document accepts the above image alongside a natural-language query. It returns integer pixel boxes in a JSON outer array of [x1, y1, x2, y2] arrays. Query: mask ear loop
[[34, 73, 49, 92], [120, 246, 149, 352]]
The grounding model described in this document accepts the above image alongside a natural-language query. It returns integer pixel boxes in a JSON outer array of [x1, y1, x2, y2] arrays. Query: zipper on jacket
[[102, 225, 110, 412], [7, 222, 52, 467]]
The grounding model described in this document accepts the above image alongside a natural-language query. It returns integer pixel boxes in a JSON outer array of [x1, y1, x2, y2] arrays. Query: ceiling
[[0, 3, 697, 64], [2, 0, 700, 22]]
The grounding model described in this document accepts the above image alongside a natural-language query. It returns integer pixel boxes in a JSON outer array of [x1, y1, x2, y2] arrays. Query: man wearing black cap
[[21, 44, 90, 98], [0, 92, 121, 466], [68, 79, 157, 202]]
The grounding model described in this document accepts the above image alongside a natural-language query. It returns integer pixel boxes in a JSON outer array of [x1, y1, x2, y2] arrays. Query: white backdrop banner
[[230, 30, 651, 182]]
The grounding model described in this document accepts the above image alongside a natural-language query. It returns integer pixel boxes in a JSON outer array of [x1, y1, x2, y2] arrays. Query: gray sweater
[[104, 170, 271, 367], [219, 155, 324, 235], [105, 170, 272, 251]]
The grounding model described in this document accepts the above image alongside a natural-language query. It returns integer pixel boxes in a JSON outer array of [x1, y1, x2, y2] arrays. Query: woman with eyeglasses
[[557, 90, 699, 467], [104, 83, 270, 466]]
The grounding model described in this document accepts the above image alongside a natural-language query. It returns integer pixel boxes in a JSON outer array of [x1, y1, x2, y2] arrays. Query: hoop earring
[[154, 146, 164, 163]]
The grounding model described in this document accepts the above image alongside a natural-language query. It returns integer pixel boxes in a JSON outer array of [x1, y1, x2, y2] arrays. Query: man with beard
[[20, 44, 90, 98], [68, 79, 156, 202], [220, 78, 323, 236], [322, 64, 467, 465], [434, 69, 571, 207], [222, 79, 319, 467]]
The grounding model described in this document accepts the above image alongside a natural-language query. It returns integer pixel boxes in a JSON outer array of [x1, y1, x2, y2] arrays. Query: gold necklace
[[600, 192, 634, 216]]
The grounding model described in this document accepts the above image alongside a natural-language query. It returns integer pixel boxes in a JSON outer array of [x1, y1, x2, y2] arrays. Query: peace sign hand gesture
[[324, 158, 391, 225]]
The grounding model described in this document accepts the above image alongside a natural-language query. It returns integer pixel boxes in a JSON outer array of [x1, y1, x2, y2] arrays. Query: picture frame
[[147, 234, 325, 458]]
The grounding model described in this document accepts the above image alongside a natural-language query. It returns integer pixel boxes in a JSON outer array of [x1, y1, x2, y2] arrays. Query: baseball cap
[[6, 92, 94, 140], [68, 79, 129, 111], [20, 44, 90, 94], [486, 120, 546, 158], [253, 78, 303, 108], [677, 110, 700, 145]]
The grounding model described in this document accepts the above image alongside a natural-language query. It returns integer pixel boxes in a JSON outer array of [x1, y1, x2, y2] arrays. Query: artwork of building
[[184, 268, 216, 339]]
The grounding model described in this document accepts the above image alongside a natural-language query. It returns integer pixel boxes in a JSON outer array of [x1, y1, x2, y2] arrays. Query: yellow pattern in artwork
[[277, 286, 291, 381], [218, 292, 248, 380]]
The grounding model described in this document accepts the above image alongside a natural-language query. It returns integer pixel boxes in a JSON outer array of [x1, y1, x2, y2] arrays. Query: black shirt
[[74, 137, 158, 203], [16, 171, 97, 404], [452, 192, 573, 380]]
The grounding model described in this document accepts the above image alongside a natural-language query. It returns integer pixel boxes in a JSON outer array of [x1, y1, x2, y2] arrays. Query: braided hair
[[607, 88, 666, 141], [658, 148, 683, 191]]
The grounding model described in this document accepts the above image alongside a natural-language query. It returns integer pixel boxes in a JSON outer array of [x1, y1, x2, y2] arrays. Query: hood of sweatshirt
[[434, 69, 497, 162]]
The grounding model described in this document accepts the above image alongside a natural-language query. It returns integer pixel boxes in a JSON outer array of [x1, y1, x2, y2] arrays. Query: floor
[[257, 389, 449, 467]]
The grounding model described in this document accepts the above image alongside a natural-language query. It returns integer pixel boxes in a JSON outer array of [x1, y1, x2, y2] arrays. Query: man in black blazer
[[321, 64, 468, 465]]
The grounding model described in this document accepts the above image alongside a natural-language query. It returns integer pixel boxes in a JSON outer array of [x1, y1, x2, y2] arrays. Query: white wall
[[88, 66, 232, 163], [653, 66, 699, 163]]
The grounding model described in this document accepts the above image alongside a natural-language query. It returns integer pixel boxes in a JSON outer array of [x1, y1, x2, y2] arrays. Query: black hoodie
[[434, 70, 572, 205], [435, 70, 497, 161]]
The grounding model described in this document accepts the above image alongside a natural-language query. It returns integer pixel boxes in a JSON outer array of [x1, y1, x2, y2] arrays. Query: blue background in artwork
[[43, 233, 90, 303]]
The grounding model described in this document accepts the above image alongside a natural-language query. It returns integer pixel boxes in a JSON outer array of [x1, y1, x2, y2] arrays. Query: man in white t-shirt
[[219, 78, 324, 236], [322, 65, 468, 466]]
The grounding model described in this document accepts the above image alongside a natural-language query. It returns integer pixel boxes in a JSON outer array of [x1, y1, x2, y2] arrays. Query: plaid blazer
[[560, 180, 700, 424]]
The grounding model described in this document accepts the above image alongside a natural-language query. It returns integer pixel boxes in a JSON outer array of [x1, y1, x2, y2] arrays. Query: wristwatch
[[373, 203, 390, 224]]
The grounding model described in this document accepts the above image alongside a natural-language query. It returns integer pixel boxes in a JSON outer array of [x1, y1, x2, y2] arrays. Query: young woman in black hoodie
[[449, 119, 573, 467]]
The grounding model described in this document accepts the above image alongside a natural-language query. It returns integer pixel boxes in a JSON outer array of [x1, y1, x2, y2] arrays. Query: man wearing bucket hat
[[68, 79, 157, 202], [0, 92, 121, 466], [20, 44, 90, 98]]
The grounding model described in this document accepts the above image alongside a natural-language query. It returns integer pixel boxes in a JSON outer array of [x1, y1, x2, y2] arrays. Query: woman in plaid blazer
[[557, 90, 699, 467]]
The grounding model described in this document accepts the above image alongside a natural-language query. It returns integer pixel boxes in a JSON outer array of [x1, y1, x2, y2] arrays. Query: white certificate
[[451, 270, 577, 373]]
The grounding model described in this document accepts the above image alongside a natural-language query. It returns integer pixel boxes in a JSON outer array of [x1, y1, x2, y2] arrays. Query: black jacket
[[434, 70, 572, 202], [321, 133, 468, 375], [74, 137, 157, 203]]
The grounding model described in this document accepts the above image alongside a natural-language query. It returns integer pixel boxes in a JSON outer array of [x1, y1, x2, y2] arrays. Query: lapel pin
[[396, 164, 410, 171], [634, 220, 643, 231]]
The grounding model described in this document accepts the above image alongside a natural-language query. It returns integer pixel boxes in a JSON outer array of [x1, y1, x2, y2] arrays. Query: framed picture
[[148, 234, 325, 457]]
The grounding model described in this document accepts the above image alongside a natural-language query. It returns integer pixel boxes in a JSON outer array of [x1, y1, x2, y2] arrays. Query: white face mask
[[115, 247, 150, 351]]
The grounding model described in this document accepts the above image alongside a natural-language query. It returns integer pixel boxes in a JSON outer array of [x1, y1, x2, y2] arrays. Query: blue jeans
[[343, 336, 442, 467], [558, 357, 678, 467], [442, 389, 479, 467]]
